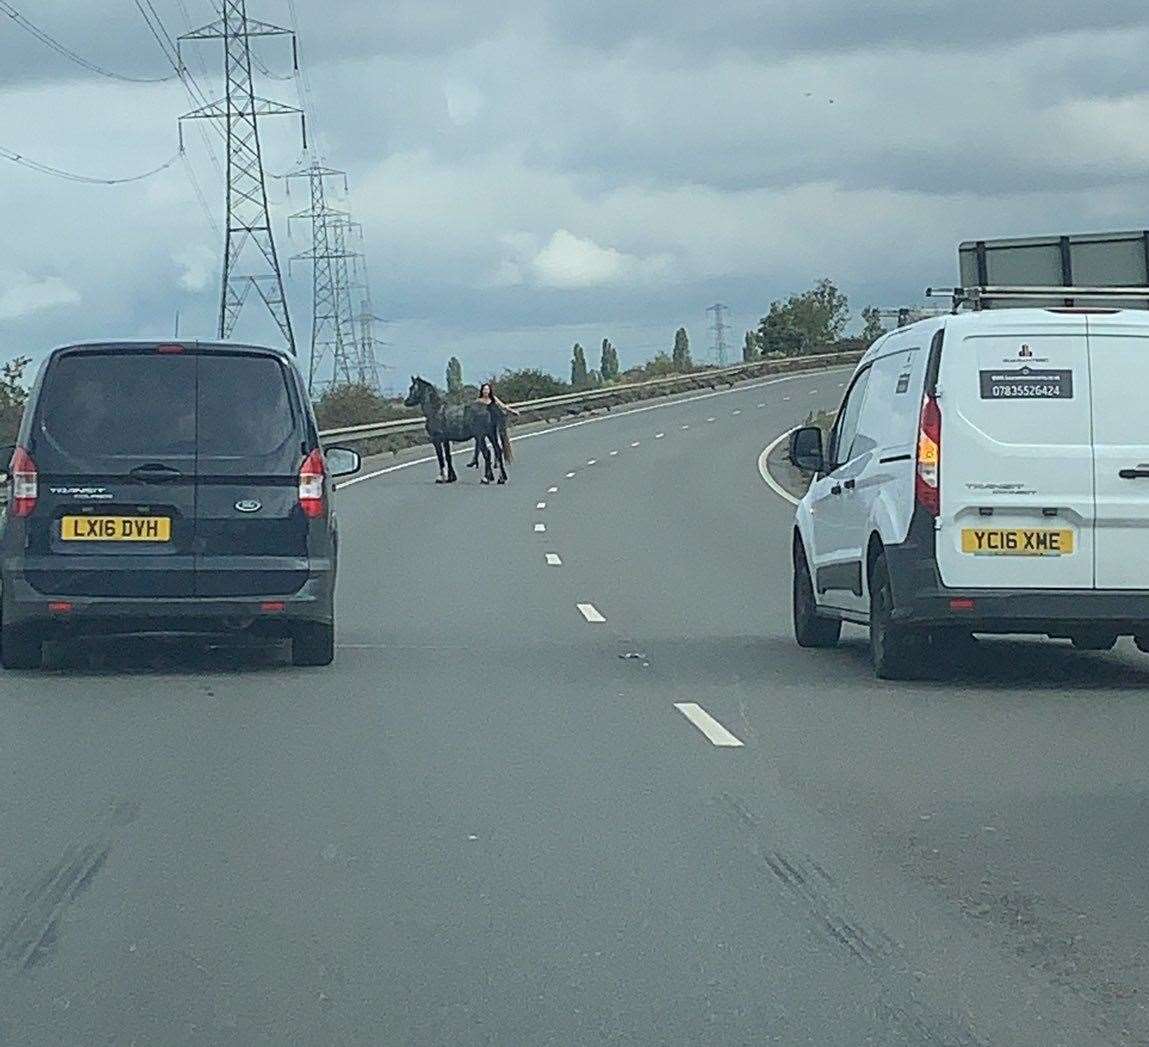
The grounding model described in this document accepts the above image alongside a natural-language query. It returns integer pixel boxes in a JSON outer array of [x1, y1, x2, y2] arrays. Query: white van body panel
[[934, 313, 1095, 590], [1085, 317, 1149, 590]]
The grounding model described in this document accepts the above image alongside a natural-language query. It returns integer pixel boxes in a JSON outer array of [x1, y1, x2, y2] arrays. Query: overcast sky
[[3, 1, 1149, 391]]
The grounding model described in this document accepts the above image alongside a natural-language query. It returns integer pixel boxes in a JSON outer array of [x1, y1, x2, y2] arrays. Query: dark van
[[0, 341, 361, 670]]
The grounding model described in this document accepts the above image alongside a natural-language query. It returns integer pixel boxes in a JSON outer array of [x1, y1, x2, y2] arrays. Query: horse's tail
[[497, 413, 514, 463]]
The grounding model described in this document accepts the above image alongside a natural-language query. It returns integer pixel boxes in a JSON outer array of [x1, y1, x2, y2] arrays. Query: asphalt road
[[4, 368, 1149, 1045]]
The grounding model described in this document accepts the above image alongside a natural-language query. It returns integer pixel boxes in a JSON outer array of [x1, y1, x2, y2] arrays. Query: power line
[[0, 1, 174, 82], [0, 144, 182, 185]]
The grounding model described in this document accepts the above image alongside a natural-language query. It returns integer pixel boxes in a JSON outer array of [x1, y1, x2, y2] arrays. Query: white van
[[788, 304, 1149, 678]]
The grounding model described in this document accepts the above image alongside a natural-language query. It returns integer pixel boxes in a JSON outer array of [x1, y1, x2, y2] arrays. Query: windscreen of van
[[196, 354, 297, 458], [35, 352, 197, 461]]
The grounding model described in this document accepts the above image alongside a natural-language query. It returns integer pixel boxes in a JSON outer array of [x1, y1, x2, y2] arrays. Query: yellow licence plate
[[60, 516, 171, 542], [961, 527, 1073, 556]]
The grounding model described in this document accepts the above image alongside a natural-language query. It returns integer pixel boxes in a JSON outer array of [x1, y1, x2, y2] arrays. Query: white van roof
[[859, 307, 1149, 366]]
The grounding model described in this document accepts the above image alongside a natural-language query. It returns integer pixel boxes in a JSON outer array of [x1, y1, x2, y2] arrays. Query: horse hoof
[[466, 461, 477, 469], [497, 477, 507, 485], [446, 476, 458, 484]]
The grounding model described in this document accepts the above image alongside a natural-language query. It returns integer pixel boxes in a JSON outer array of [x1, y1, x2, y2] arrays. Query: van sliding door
[[1086, 318, 1149, 590]]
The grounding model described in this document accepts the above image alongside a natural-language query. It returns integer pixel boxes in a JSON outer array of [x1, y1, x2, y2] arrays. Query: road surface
[[3, 368, 1149, 1046]]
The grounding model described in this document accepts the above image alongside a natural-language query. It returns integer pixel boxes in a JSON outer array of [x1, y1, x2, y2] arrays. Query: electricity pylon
[[707, 302, 730, 366], [179, 0, 304, 353], [284, 158, 361, 391]]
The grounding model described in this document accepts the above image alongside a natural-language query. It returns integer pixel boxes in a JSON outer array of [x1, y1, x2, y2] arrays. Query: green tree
[[313, 381, 413, 431], [860, 306, 887, 344], [0, 356, 31, 445], [758, 304, 805, 357], [600, 338, 620, 382], [672, 327, 692, 372], [742, 329, 760, 363], [757, 278, 850, 356], [570, 343, 589, 387], [495, 368, 569, 402], [446, 356, 463, 395]]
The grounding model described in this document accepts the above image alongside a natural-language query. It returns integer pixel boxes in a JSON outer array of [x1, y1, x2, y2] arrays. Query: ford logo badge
[[235, 499, 262, 514]]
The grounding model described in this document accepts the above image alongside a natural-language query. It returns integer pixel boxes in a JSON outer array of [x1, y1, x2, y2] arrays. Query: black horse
[[404, 376, 511, 484]]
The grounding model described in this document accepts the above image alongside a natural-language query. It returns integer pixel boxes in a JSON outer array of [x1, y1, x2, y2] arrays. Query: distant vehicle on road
[[788, 298, 1149, 678], [0, 340, 361, 670]]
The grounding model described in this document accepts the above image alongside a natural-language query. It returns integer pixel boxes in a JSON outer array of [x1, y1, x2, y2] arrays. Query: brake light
[[298, 449, 326, 518], [155, 344, 185, 354], [916, 394, 941, 517], [9, 446, 37, 518]]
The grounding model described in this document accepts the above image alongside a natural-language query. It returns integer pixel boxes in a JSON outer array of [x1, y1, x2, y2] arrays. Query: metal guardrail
[[318, 349, 864, 450]]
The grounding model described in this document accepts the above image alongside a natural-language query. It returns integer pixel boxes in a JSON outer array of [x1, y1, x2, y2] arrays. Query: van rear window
[[197, 354, 296, 457], [37, 352, 197, 459]]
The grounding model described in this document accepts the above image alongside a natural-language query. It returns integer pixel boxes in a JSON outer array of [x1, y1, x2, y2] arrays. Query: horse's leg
[[444, 440, 457, 482], [433, 440, 448, 482], [494, 429, 508, 484], [468, 437, 480, 468], [480, 436, 494, 483]]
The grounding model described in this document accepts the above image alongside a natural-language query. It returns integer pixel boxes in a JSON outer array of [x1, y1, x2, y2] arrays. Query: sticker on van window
[[895, 370, 911, 394], [978, 367, 1073, 400]]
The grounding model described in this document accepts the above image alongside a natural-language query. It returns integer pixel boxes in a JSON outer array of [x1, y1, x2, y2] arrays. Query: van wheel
[[292, 622, 335, 667], [1, 625, 43, 671], [1069, 629, 1118, 652], [869, 553, 923, 680], [793, 540, 841, 648]]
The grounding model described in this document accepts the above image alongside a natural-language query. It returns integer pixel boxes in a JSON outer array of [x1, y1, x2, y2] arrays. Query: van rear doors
[[1086, 316, 1149, 590], [934, 316, 1095, 590]]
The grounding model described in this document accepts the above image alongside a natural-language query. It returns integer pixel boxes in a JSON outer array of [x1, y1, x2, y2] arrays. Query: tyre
[[793, 539, 841, 648], [292, 621, 335, 667], [1069, 629, 1118, 652], [1, 625, 43, 671], [868, 553, 924, 680]]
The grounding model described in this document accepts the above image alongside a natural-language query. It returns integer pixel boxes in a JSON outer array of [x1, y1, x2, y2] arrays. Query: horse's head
[[403, 375, 427, 408]]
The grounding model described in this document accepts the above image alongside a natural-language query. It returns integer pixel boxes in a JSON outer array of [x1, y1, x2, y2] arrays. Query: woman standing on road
[[468, 382, 518, 468]]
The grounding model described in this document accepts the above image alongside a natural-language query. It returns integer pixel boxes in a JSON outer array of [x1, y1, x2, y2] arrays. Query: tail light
[[9, 446, 37, 518], [298, 449, 326, 519], [915, 394, 941, 516]]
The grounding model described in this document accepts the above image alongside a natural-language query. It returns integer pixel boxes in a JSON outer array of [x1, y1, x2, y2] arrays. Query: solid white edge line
[[545, 553, 562, 566], [756, 428, 803, 507], [336, 371, 847, 490], [673, 703, 744, 747], [577, 602, 606, 623]]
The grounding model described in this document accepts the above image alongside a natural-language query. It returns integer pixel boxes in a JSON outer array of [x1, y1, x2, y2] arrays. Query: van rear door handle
[[1118, 466, 1149, 479], [129, 463, 183, 483]]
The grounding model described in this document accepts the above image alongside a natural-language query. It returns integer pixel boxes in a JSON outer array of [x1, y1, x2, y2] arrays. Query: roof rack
[[925, 285, 1149, 312]]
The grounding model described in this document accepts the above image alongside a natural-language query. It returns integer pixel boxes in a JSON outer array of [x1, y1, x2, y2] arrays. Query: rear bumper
[[885, 510, 1149, 634], [1, 570, 333, 635]]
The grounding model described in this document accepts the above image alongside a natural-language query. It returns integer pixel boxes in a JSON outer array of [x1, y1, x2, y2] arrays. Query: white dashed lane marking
[[577, 603, 606, 623], [681, 424, 690, 430], [566, 472, 576, 478], [587, 459, 597, 465], [732, 409, 741, 416], [674, 703, 745, 747], [534, 523, 546, 533], [631, 441, 640, 447], [548, 486, 559, 493], [655, 433, 665, 439], [609, 450, 619, 456], [545, 553, 562, 566], [536, 502, 546, 510], [757, 403, 765, 408], [707, 417, 716, 423]]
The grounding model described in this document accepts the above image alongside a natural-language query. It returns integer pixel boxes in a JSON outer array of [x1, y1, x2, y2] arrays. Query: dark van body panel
[[0, 341, 340, 655]]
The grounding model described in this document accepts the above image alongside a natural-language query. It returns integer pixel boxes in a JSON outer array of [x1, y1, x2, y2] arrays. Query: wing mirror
[[324, 446, 362, 478], [788, 426, 824, 474]]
